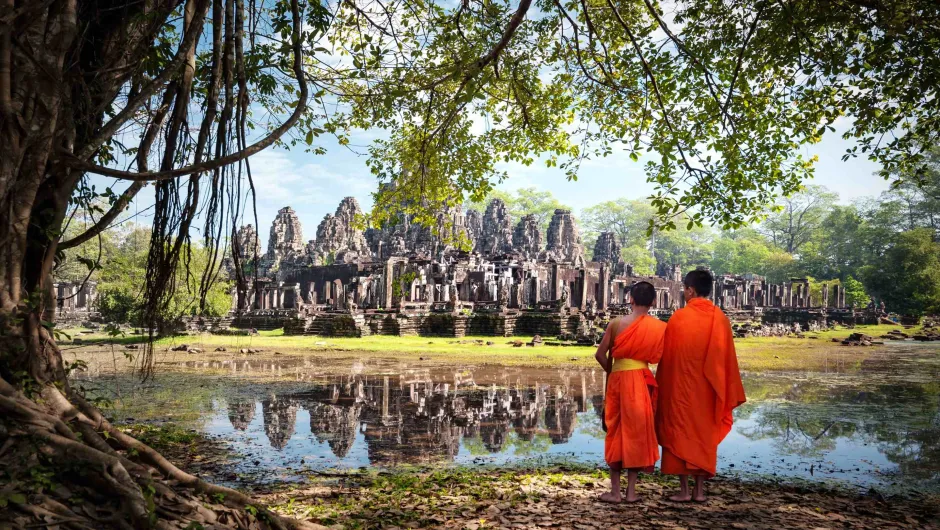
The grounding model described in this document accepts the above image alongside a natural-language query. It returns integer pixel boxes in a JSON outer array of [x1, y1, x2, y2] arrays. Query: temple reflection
[[225, 369, 604, 461], [228, 398, 255, 431]]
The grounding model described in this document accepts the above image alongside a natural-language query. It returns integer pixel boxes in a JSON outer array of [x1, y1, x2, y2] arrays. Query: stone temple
[[184, 196, 864, 339]]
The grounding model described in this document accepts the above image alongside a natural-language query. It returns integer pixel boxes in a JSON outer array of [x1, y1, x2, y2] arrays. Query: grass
[[60, 322, 929, 373]]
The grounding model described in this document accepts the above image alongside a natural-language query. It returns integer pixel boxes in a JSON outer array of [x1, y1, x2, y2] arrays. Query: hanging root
[[0, 377, 327, 529]]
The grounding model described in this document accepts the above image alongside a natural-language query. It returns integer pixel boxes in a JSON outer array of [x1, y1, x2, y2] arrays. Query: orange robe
[[656, 297, 746, 478], [604, 314, 667, 471]]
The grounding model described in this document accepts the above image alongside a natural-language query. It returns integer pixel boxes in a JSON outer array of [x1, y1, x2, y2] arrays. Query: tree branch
[[77, 0, 212, 161], [60, 0, 309, 185], [58, 182, 146, 250]]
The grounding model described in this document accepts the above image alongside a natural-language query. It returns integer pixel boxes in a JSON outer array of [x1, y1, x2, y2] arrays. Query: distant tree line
[[56, 210, 231, 326]]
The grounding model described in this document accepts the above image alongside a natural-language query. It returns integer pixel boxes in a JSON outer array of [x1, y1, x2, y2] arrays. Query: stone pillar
[[384, 259, 395, 308], [579, 269, 589, 312], [63, 285, 75, 310], [822, 283, 829, 307], [599, 265, 610, 310], [552, 263, 560, 301]]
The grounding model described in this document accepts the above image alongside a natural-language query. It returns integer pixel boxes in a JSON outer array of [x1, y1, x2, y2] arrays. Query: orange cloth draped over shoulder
[[655, 297, 746, 478], [604, 314, 667, 471]]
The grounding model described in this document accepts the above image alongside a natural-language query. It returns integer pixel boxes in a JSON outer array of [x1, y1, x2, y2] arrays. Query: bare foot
[[599, 491, 622, 504], [692, 494, 707, 503], [624, 492, 642, 503], [668, 493, 692, 502]]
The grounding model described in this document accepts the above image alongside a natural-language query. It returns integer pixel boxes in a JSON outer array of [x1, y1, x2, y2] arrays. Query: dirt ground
[[251, 466, 939, 530]]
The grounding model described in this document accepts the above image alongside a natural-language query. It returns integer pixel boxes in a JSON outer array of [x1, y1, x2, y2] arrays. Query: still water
[[82, 342, 940, 493]]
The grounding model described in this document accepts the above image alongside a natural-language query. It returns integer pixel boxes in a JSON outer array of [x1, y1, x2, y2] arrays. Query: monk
[[594, 281, 667, 503], [656, 269, 746, 502]]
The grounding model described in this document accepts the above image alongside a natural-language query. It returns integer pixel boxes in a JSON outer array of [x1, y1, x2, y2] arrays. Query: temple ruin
[[202, 197, 859, 338]]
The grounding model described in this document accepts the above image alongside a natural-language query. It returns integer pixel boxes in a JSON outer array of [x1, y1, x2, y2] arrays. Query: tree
[[622, 243, 657, 275], [653, 222, 715, 271], [97, 227, 232, 325], [760, 186, 839, 254], [709, 229, 774, 277], [351, 0, 940, 233], [860, 229, 940, 315], [581, 198, 656, 251], [54, 198, 123, 284], [883, 148, 940, 233], [799, 205, 866, 281], [0, 0, 329, 527], [842, 275, 872, 309]]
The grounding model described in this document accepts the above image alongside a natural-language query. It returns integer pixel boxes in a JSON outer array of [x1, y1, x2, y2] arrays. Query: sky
[[99, 118, 891, 250]]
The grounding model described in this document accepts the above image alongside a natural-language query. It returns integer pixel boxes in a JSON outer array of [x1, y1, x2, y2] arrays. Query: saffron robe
[[655, 297, 746, 477], [604, 314, 667, 471]]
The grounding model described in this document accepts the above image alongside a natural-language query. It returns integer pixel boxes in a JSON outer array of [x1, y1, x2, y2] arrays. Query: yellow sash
[[611, 358, 649, 373]]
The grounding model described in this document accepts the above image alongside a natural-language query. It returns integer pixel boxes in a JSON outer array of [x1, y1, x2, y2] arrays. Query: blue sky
[[99, 119, 890, 249]]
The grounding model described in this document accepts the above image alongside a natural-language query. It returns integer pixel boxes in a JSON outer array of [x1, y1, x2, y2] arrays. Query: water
[[79, 342, 940, 493]]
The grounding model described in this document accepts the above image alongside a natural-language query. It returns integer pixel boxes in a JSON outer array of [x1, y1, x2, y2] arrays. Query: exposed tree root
[[0, 376, 328, 530]]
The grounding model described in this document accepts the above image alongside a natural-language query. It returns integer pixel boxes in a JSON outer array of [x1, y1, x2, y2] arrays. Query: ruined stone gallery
[[112, 195, 853, 339], [56, 195, 861, 337]]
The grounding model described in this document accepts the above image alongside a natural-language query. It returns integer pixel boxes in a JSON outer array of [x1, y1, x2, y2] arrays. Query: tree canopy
[[336, 0, 940, 234]]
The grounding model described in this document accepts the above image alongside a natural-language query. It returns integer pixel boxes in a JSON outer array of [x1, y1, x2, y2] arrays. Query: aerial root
[[0, 376, 327, 529]]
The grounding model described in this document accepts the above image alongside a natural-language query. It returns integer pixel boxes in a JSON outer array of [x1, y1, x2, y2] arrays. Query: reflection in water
[[228, 398, 255, 431], [228, 373, 591, 465], [160, 343, 940, 491], [262, 395, 298, 450]]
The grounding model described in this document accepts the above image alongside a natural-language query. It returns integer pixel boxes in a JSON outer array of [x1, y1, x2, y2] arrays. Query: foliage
[[54, 199, 123, 283], [96, 227, 232, 325], [859, 229, 940, 315], [581, 198, 656, 250], [842, 276, 871, 309], [330, 0, 940, 235], [759, 186, 839, 254], [621, 243, 657, 276], [652, 219, 714, 272]]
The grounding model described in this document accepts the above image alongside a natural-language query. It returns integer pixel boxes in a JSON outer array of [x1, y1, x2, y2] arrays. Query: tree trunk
[[0, 2, 323, 527]]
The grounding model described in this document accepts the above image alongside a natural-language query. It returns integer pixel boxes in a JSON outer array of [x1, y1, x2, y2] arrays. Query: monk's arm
[[594, 322, 614, 373]]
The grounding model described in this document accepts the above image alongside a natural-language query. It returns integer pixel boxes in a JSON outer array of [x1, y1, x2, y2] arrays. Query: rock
[[125, 344, 139, 350], [263, 206, 305, 272], [73, 338, 83, 344], [214, 347, 227, 351], [171, 344, 189, 352], [477, 199, 514, 255], [274, 351, 283, 355], [513, 214, 542, 259], [512, 340, 524, 347], [187, 348, 202, 354], [544, 209, 584, 264], [232, 224, 261, 267], [311, 197, 371, 262], [592, 232, 622, 266], [239, 348, 249, 354], [486, 341, 495, 346]]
